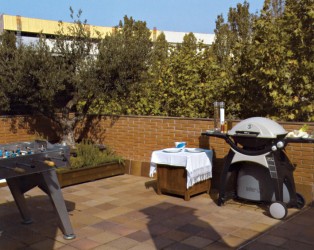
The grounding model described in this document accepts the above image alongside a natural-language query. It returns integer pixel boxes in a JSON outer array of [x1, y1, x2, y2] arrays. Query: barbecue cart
[[202, 117, 313, 220]]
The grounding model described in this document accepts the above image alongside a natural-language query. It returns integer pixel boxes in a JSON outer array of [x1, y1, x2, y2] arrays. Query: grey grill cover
[[228, 117, 287, 138]]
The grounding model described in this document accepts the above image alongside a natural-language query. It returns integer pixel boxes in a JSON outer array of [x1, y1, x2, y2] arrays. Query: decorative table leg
[[184, 191, 190, 201], [6, 178, 33, 224], [41, 170, 76, 240], [156, 182, 162, 195]]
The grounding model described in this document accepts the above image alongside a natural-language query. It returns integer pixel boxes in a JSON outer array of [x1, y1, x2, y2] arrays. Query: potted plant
[[56, 140, 125, 187]]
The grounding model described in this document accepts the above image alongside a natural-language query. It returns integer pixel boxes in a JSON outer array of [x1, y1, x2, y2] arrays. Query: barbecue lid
[[228, 117, 288, 138]]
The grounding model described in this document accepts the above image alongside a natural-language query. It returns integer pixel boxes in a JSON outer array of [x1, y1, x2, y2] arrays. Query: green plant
[[69, 140, 124, 169]]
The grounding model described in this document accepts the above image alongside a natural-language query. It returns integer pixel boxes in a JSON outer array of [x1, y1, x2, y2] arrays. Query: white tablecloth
[[149, 148, 213, 189]]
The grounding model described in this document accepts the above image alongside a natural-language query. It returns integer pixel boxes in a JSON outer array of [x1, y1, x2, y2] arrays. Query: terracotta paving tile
[[177, 223, 205, 235], [164, 242, 199, 250], [108, 214, 133, 225], [95, 202, 118, 211], [144, 235, 175, 249], [70, 225, 104, 239], [88, 231, 121, 244], [181, 235, 213, 248], [123, 210, 149, 221], [69, 238, 102, 250], [56, 245, 79, 250], [54, 234, 80, 245], [245, 222, 273, 232], [92, 220, 118, 231], [28, 238, 65, 249], [222, 217, 252, 228], [266, 226, 301, 240], [123, 220, 148, 231], [104, 236, 139, 249], [280, 240, 314, 250], [92, 245, 121, 250], [230, 228, 260, 240], [220, 234, 248, 248], [128, 242, 159, 250], [199, 212, 230, 224], [255, 234, 288, 246], [130, 216, 152, 225], [255, 215, 279, 226], [0, 234, 27, 249], [197, 229, 222, 241], [24, 220, 64, 238], [70, 213, 103, 226], [240, 241, 279, 250], [204, 241, 237, 250], [142, 224, 171, 236], [210, 223, 239, 236], [71, 189, 92, 196], [190, 218, 216, 229], [69, 203, 90, 212], [109, 224, 139, 236], [4, 226, 47, 245], [95, 207, 134, 220], [162, 229, 190, 241], [81, 199, 109, 207], [64, 194, 90, 203], [296, 228, 314, 245], [1, 175, 313, 250], [125, 230, 152, 242]]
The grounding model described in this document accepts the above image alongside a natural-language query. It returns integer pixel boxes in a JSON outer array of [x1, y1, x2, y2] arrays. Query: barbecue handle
[[224, 136, 273, 156], [202, 132, 274, 155]]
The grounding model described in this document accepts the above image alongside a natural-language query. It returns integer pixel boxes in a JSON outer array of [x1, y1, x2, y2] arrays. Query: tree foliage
[[0, 0, 313, 146], [95, 16, 152, 114], [209, 0, 313, 121], [0, 10, 154, 145]]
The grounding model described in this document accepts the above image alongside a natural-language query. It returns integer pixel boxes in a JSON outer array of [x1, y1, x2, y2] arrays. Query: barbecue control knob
[[277, 141, 284, 149], [271, 145, 277, 151]]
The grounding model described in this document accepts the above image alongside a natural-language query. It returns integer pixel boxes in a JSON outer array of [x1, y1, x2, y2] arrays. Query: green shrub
[[69, 140, 123, 169]]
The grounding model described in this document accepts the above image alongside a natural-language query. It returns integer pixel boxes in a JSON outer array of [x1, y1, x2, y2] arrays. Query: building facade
[[0, 14, 215, 45]]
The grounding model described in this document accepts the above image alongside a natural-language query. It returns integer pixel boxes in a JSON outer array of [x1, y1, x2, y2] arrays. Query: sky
[[0, 0, 264, 34]]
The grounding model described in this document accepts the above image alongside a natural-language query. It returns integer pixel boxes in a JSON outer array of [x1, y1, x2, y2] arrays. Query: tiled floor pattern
[[0, 174, 313, 249]]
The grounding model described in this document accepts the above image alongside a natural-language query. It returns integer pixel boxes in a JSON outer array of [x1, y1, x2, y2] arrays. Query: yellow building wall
[[2, 14, 114, 38], [1, 14, 162, 40]]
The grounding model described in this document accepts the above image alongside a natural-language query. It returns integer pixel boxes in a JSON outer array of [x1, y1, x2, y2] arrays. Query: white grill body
[[228, 117, 287, 138]]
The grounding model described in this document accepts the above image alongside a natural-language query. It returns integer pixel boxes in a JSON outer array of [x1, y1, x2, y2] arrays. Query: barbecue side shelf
[[201, 131, 314, 144]]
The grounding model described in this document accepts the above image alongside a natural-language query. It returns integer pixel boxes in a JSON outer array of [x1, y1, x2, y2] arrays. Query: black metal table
[[0, 140, 76, 240]]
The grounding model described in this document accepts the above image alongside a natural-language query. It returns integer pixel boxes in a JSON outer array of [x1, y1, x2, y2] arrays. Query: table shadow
[[0, 194, 75, 249]]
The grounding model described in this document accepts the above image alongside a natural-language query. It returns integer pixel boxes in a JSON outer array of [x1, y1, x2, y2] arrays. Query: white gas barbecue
[[202, 117, 313, 219]]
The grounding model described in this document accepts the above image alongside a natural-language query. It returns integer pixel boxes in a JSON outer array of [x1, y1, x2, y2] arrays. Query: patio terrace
[[0, 174, 313, 249]]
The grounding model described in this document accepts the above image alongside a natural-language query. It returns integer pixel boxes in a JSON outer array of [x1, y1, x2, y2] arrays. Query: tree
[[0, 31, 23, 113], [280, 0, 314, 121], [95, 15, 153, 115], [131, 32, 170, 115], [212, 1, 261, 118], [0, 9, 101, 146], [149, 33, 214, 117], [249, 0, 313, 121]]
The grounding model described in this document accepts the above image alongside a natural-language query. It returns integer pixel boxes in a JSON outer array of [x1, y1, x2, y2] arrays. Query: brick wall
[[1, 115, 313, 201]]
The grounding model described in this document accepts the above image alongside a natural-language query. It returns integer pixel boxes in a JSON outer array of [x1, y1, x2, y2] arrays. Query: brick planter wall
[[1, 115, 313, 202]]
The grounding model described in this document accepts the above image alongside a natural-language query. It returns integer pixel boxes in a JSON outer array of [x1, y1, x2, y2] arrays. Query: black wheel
[[295, 192, 305, 209], [217, 197, 224, 206], [269, 201, 288, 220]]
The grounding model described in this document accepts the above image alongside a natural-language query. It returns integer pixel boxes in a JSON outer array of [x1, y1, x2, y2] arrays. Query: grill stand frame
[[202, 131, 312, 219]]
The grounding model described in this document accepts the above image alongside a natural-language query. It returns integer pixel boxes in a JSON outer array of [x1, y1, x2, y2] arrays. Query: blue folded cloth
[[175, 142, 186, 148]]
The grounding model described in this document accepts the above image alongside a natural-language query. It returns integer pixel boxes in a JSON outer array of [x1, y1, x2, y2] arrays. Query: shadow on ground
[[0, 195, 75, 249]]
